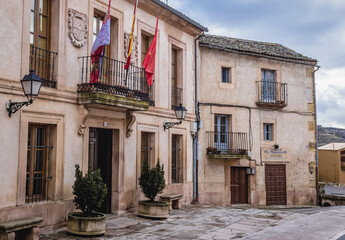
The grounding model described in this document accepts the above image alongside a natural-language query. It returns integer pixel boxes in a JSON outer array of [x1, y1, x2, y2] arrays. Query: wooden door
[[265, 164, 286, 205], [230, 167, 248, 204], [89, 128, 113, 213]]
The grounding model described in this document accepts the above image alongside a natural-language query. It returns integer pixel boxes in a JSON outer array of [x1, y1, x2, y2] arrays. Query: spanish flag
[[124, 0, 138, 70], [142, 17, 158, 86]]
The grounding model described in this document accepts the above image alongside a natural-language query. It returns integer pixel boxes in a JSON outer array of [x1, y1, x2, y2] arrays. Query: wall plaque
[[262, 147, 290, 162], [68, 8, 88, 47]]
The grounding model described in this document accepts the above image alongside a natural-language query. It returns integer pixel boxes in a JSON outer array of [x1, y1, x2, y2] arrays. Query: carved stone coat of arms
[[68, 9, 88, 47]]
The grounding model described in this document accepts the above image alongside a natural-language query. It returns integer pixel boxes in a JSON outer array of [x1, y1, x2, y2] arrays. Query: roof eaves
[[150, 0, 208, 32], [200, 42, 318, 66]]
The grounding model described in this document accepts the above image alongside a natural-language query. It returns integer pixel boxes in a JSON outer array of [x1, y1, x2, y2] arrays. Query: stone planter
[[67, 212, 106, 236], [138, 200, 169, 219]]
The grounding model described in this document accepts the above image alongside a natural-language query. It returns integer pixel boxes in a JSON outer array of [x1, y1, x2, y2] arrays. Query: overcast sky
[[168, 0, 345, 128]]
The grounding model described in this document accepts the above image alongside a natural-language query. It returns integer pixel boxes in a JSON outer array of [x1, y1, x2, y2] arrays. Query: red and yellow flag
[[124, 0, 138, 70], [142, 17, 158, 86]]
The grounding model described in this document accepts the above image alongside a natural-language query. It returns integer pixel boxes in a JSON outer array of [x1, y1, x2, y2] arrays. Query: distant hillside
[[318, 126, 345, 147]]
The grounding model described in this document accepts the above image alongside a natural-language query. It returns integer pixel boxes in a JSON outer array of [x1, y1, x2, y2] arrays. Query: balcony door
[[30, 0, 54, 86], [261, 70, 275, 103], [214, 115, 230, 153], [93, 12, 111, 84]]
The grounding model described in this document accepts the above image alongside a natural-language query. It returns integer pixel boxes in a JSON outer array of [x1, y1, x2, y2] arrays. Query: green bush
[[72, 164, 108, 217], [138, 159, 166, 202]]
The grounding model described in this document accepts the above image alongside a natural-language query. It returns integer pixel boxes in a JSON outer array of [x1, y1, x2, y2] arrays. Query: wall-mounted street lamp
[[163, 104, 187, 131], [6, 70, 42, 117]]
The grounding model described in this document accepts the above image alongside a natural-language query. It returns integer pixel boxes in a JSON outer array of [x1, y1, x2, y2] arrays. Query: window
[[141, 34, 155, 105], [30, 0, 50, 50], [93, 12, 111, 84], [171, 47, 182, 109], [141, 35, 149, 65], [263, 123, 273, 141], [221, 67, 230, 83], [141, 132, 154, 172], [214, 115, 230, 152], [26, 123, 52, 203], [30, 0, 57, 88], [172, 134, 183, 183], [341, 150, 345, 163], [93, 13, 110, 57], [261, 70, 276, 102]]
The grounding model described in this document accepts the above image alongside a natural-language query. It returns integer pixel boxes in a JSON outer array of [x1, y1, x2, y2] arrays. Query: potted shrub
[[67, 164, 108, 236], [138, 159, 169, 219]]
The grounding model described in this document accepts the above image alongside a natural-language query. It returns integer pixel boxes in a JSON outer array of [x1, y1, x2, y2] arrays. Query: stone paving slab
[[40, 205, 345, 240]]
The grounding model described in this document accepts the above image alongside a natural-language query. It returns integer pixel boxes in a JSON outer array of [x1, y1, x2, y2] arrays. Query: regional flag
[[90, 0, 112, 83], [142, 17, 158, 86], [124, 0, 138, 70]]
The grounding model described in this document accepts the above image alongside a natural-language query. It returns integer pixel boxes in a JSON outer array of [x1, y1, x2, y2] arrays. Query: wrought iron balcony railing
[[206, 131, 248, 156], [256, 81, 287, 107], [171, 86, 182, 109], [78, 56, 150, 101], [29, 45, 57, 88]]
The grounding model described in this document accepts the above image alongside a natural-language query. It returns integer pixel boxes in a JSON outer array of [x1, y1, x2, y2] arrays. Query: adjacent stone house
[[197, 35, 318, 205], [319, 143, 345, 184], [0, 0, 206, 232]]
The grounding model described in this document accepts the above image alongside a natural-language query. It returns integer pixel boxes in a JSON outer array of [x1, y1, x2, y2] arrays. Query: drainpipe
[[193, 31, 204, 204], [313, 65, 320, 205]]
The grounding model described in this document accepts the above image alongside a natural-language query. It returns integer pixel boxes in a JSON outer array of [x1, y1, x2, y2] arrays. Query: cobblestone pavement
[[39, 205, 345, 240]]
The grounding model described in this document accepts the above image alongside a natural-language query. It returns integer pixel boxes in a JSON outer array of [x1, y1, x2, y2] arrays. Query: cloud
[[317, 67, 345, 128], [170, 0, 345, 127]]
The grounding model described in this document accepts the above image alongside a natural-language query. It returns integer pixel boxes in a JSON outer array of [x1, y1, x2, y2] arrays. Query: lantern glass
[[175, 104, 187, 121], [21, 80, 32, 96], [21, 70, 42, 99]]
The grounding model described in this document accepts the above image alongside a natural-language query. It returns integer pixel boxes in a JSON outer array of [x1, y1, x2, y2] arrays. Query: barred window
[[26, 123, 52, 203], [141, 132, 154, 172], [264, 123, 273, 141], [172, 134, 183, 184]]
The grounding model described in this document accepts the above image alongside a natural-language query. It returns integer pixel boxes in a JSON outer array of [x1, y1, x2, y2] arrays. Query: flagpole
[[124, 0, 138, 87]]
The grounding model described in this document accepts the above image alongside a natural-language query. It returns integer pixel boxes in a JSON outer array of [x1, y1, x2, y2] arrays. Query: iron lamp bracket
[[6, 99, 33, 117], [163, 120, 182, 131]]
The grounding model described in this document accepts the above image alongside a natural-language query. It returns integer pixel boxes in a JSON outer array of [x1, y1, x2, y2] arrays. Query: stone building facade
[[0, 0, 318, 233], [197, 35, 318, 206], [0, 0, 206, 232]]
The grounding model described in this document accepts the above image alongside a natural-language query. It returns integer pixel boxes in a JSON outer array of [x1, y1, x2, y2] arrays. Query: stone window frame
[[21, 0, 66, 89], [260, 119, 276, 146], [168, 128, 187, 185], [136, 124, 159, 188], [138, 20, 159, 106], [17, 110, 64, 206], [257, 61, 282, 85], [89, 2, 124, 62], [217, 61, 236, 89], [263, 123, 274, 141], [168, 36, 186, 110]]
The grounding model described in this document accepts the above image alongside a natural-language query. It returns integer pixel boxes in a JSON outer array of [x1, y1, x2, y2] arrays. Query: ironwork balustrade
[[206, 131, 248, 155], [171, 86, 182, 109], [256, 81, 287, 106], [78, 56, 150, 101], [29, 45, 57, 88]]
